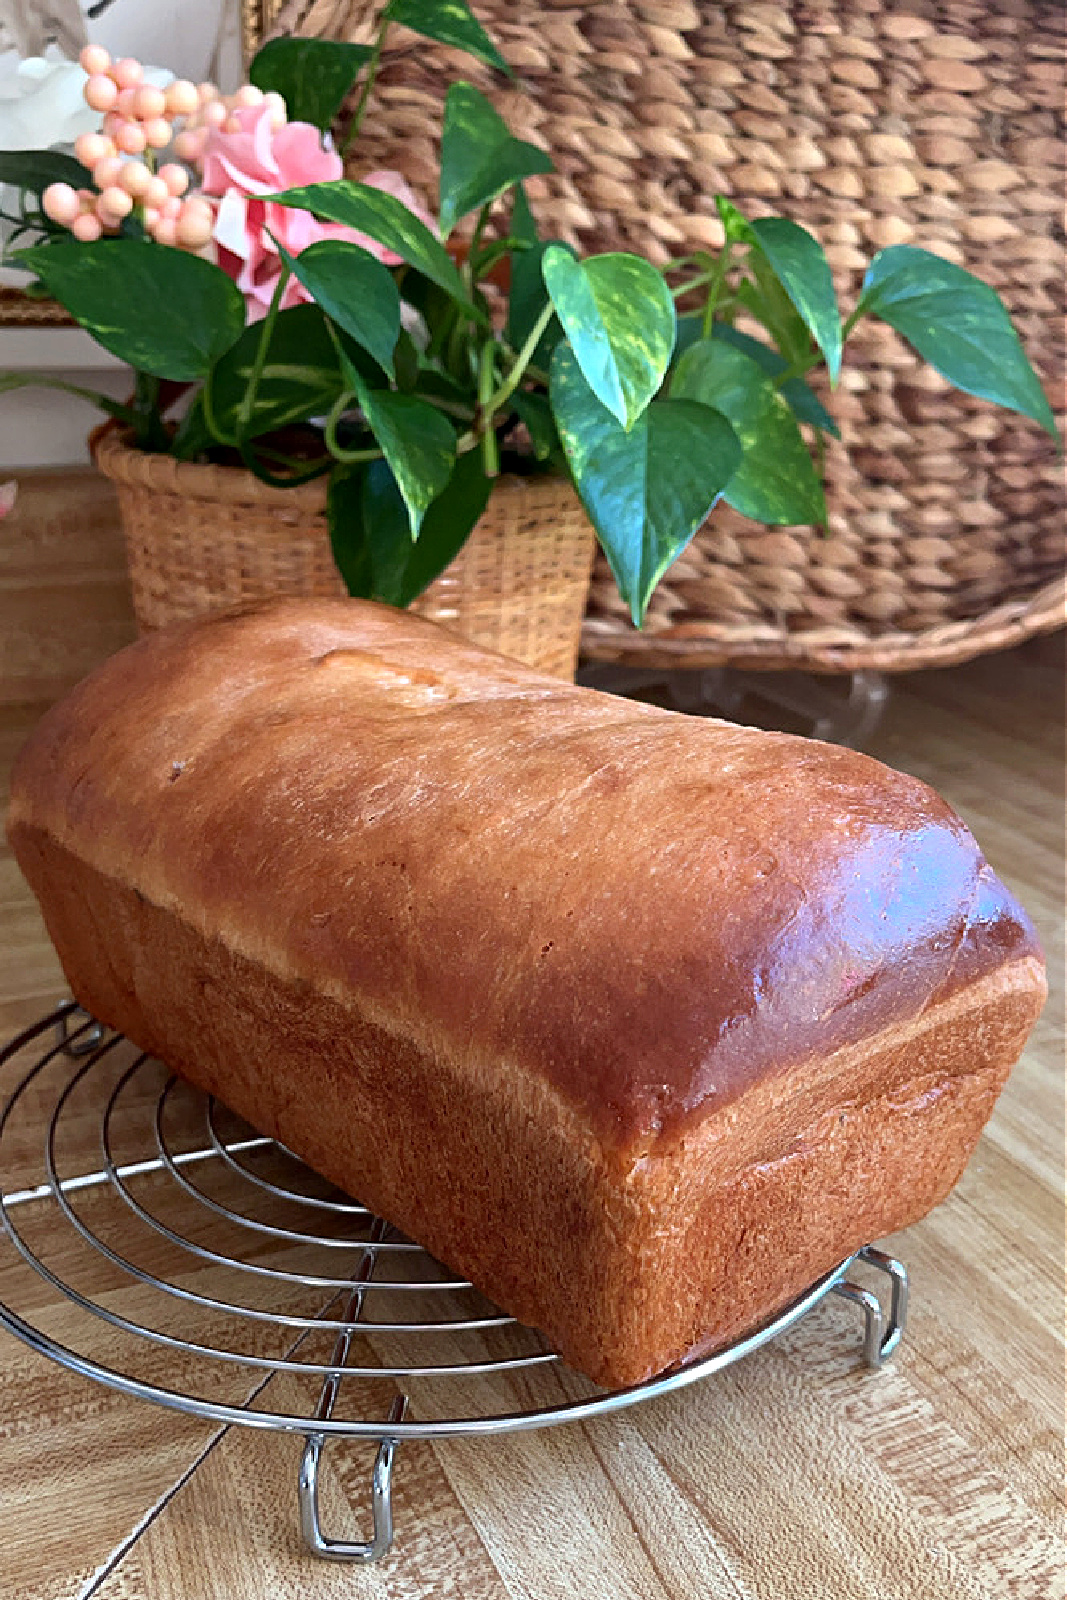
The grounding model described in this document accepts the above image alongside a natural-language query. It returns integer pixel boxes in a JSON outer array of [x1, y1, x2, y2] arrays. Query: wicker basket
[[92, 429, 596, 681], [261, 0, 1065, 673]]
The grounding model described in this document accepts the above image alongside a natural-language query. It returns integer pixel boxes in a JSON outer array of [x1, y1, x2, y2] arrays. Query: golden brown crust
[[6, 599, 1042, 1152], [5, 598, 1048, 1386], [8, 832, 1045, 1388]]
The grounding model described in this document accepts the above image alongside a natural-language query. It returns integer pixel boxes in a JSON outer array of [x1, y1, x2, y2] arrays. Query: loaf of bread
[[7, 599, 1045, 1388]]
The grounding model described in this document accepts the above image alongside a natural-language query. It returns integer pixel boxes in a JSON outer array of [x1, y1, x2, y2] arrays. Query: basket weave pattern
[[93, 429, 343, 626], [412, 473, 597, 679], [93, 430, 596, 681], [266, 0, 1065, 672]]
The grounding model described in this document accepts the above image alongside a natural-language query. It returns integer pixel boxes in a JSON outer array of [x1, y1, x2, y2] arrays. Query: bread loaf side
[[6, 600, 1046, 1387]]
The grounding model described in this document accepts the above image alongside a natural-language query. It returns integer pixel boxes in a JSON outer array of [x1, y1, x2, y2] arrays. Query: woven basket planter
[[92, 429, 596, 681], [260, 0, 1065, 673]]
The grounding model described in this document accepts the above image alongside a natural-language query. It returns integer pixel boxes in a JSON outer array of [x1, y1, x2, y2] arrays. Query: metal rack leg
[[297, 1219, 410, 1562], [54, 1005, 106, 1058], [830, 1245, 909, 1368], [299, 1393, 408, 1562]]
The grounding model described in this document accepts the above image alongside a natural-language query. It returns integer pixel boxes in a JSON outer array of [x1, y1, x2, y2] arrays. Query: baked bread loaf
[[7, 599, 1045, 1388]]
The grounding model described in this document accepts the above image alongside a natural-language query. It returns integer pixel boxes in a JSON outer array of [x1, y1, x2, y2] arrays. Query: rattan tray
[[260, 0, 1065, 674]]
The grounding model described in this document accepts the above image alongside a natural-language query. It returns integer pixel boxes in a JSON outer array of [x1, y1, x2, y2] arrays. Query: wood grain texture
[[0, 609, 1062, 1599], [0, 471, 136, 707]]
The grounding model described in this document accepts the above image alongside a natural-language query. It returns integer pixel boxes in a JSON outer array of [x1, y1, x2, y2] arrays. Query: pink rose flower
[[0, 481, 16, 520], [200, 102, 436, 322]]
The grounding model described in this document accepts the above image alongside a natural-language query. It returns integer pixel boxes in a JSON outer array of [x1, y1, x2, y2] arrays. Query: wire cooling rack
[[0, 1003, 908, 1563]]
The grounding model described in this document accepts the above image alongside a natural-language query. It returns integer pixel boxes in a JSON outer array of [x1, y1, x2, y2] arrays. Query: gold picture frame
[[0, 285, 74, 328], [241, 0, 290, 60], [241, 1, 364, 61]]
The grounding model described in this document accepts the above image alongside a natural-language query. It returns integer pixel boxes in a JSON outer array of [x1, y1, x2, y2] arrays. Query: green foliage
[[2, 3, 1055, 627], [203, 304, 345, 442], [506, 238, 562, 371], [15, 239, 244, 380], [0, 371, 139, 426], [672, 340, 826, 526], [510, 391, 559, 461], [277, 238, 401, 377], [383, 0, 510, 74], [0, 149, 91, 197], [857, 246, 1057, 436], [510, 183, 539, 246], [327, 464, 374, 597], [248, 38, 371, 131], [268, 181, 479, 316], [706, 325, 840, 438], [329, 448, 492, 603], [718, 199, 842, 381], [439, 84, 552, 236], [673, 317, 839, 438], [349, 373, 457, 535], [550, 344, 741, 624], [542, 247, 676, 430]]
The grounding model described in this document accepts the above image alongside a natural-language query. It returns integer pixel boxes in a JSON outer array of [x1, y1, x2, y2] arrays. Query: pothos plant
[[0, 1, 1056, 625]]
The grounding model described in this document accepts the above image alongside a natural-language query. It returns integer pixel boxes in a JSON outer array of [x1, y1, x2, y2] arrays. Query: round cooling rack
[[0, 1004, 908, 1563]]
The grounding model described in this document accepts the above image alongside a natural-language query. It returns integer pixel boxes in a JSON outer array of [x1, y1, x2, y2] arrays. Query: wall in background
[[0, 0, 243, 90], [1, 0, 243, 469]]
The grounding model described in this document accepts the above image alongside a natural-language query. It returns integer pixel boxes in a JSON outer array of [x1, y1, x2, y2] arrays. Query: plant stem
[[341, 14, 390, 153], [773, 350, 823, 388], [701, 242, 733, 337], [132, 370, 167, 450], [236, 265, 290, 436], [237, 442, 335, 488], [201, 364, 238, 447], [471, 235, 521, 278], [467, 202, 493, 268], [477, 339, 499, 478], [670, 271, 714, 300], [484, 300, 555, 416], [496, 336, 549, 387], [659, 253, 704, 275], [0, 373, 140, 427], [324, 391, 383, 464], [254, 443, 333, 474], [423, 394, 476, 421]]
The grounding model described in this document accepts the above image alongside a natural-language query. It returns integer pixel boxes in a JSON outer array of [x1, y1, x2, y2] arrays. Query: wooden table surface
[[0, 595, 1062, 1600]]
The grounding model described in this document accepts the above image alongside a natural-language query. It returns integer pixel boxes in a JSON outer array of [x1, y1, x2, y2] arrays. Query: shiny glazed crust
[[6, 601, 1047, 1387]]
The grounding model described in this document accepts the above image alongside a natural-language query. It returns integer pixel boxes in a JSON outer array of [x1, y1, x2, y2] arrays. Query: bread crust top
[[8, 599, 1042, 1152]]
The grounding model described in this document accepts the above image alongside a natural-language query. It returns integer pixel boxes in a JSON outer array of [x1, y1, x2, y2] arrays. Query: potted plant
[[0, 1, 1055, 680]]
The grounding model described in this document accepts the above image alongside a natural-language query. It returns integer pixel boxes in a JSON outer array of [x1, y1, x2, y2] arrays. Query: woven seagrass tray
[[253, 0, 1065, 673]]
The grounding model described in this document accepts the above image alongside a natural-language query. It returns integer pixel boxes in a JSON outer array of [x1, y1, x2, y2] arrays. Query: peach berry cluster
[[41, 47, 285, 250]]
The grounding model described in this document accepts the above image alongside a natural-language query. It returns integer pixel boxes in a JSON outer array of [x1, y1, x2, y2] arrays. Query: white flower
[[0, 49, 94, 151], [0, 46, 172, 151], [0, 48, 172, 266]]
